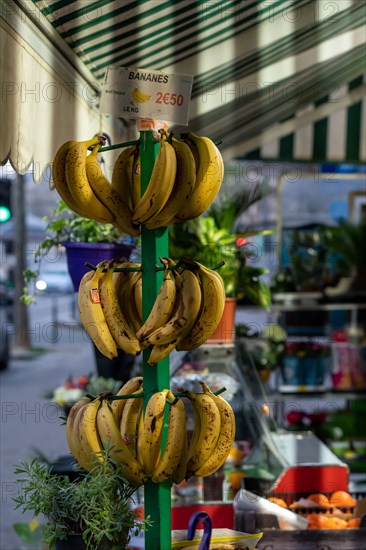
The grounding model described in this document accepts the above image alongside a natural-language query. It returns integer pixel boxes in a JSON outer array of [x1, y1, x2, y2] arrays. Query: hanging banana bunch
[[66, 379, 235, 485], [77, 258, 225, 363]]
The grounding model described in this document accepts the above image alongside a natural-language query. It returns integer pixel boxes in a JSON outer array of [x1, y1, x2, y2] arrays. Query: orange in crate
[[267, 497, 288, 508], [329, 490, 356, 508], [347, 517, 361, 528], [307, 493, 330, 507]]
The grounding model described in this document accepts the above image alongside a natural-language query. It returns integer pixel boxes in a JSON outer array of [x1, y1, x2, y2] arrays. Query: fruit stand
[[54, 91, 237, 549]]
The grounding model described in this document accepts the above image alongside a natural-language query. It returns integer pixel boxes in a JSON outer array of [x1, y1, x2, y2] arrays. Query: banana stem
[[84, 262, 143, 272], [93, 139, 140, 152], [104, 387, 226, 403], [108, 393, 144, 401]]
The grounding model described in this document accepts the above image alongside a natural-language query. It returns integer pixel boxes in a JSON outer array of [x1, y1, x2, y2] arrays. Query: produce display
[[267, 491, 361, 530], [77, 258, 226, 363], [66, 378, 236, 487], [52, 130, 224, 233]]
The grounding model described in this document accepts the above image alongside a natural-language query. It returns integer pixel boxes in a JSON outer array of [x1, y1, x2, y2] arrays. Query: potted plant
[[169, 190, 272, 343], [22, 200, 135, 303], [322, 218, 366, 292], [13, 452, 150, 550]]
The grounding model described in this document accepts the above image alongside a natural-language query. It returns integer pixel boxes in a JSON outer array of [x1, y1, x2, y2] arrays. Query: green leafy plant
[[13, 452, 150, 550], [236, 323, 287, 372], [22, 200, 134, 304], [169, 189, 272, 309]]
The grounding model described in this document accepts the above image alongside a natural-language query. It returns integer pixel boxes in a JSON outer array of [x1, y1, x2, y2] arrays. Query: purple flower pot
[[64, 242, 133, 292]]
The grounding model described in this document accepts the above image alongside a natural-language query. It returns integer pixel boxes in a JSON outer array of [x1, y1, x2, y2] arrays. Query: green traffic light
[[0, 206, 11, 222]]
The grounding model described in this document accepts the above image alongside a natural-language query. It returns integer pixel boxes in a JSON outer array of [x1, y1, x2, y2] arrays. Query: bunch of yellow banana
[[66, 377, 235, 485], [78, 261, 142, 360], [78, 257, 225, 363], [52, 136, 139, 236], [111, 131, 224, 229]]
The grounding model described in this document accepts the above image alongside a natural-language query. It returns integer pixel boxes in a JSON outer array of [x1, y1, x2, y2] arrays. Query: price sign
[[99, 66, 193, 125]]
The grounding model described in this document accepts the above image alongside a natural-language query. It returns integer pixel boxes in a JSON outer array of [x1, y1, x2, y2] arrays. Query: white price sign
[[99, 66, 193, 125]]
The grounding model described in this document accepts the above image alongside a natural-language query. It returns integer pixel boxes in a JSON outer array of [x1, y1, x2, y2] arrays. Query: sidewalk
[[0, 322, 95, 550]]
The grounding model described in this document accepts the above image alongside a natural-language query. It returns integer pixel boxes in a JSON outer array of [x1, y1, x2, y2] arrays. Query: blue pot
[[281, 355, 329, 386], [64, 242, 133, 291]]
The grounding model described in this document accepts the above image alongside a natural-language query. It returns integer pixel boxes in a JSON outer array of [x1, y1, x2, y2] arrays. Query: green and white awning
[[1, 0, 365, 176]]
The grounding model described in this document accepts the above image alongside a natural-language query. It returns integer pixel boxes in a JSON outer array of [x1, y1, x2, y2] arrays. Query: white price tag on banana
[[100, 66, 193, 125]]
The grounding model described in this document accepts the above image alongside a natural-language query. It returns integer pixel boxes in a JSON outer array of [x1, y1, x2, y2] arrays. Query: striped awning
[[1, 0, 365, 176]]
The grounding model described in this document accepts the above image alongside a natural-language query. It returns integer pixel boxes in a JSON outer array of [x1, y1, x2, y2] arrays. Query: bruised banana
[[65, 137, 116, 224], [110, 376, 143, 427], [99, 262, 141, 356], [145, 137, 196, 229], [143, 268, 201, 348], [132, 133, 177, 225], [172, 429, 189, 485], [78, 266, 118, 360], [194, 383, 236, 477], [71, 398, 104, 471], [120, 388, 144, 458], [131, 148, 141, 210], [175, 133, 224, 221], [152, 391, 186, 483], [66, 396, 90, 461], [111, 145, 137, 211], [136, 262, 177, 343], [114, 266, 142, 335], [96, 399, 147, 487], [86, 145, 140, 236], [138, 390, 168, 476], [186, 390, 221, 477], [177, 262, 225, 351]]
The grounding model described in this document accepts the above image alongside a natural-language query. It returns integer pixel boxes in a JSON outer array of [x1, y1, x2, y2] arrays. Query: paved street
[[0, 294, 96, 550]]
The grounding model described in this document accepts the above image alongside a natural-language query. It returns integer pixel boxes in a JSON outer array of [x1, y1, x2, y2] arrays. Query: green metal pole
[[140, 131, 171, 550]]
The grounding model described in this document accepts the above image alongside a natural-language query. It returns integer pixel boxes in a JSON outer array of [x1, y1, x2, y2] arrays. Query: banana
[[122, 271, 142, 333], [110, 376, 143, 427], [175, 133, 224, 221], [147, 341, 177, 366], [151, 391, 186, 483], [119, 388, 144, 458], [136, 262, 176, 342], [66, 396, 90, 460], [113, 264, 142, 335], [186, 391, 221, 476], [111, 145, 137, 211], [141, 268, 202, 347], [71, 398, 104, 471], [98, 262, 141, 356], [172, 429, 189, 485], [85, 144, 140, 236], [131, 148, 141, 210], [77, 398, 104, 468], [132, 132, 177, 225], [65, 136, 116, 224], [138, 390, 168, 476], [52, 140, 87, 216], [194, 383, 236, 477], [145, 137, 196, 229], [134, 273, 142, 321], [132, 88, 151, 103], [96, 399, 147, 487], [177, 262, 225, 351], [78, 266, 118, 360]]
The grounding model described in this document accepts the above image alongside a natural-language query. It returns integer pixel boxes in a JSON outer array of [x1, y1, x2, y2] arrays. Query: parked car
[[35, 257, 73, 294]]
